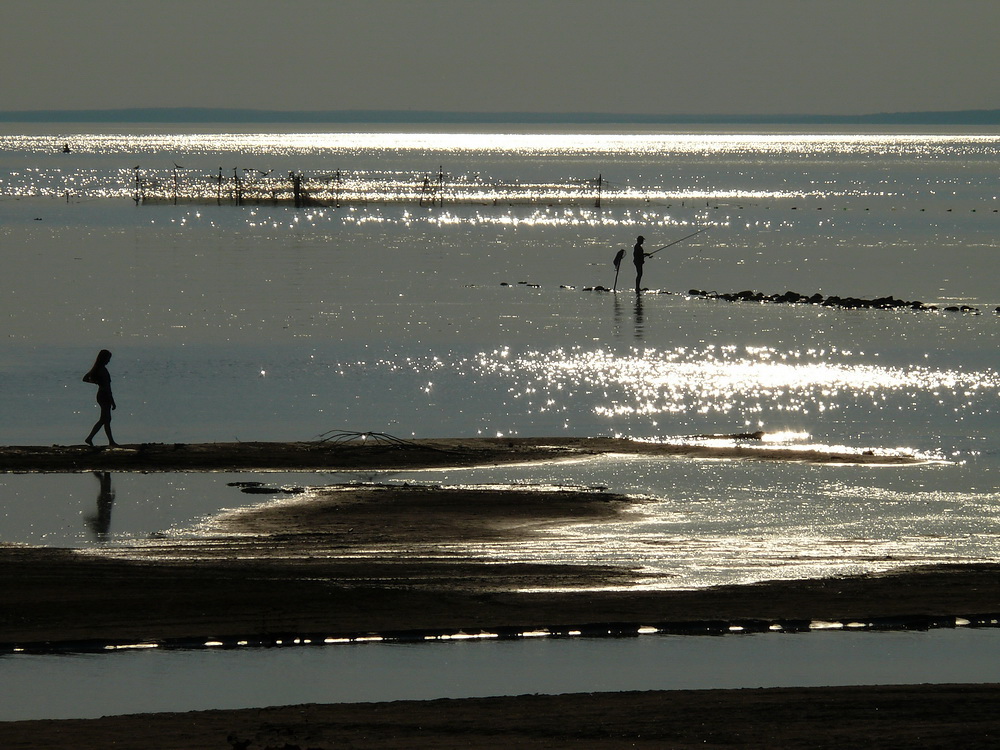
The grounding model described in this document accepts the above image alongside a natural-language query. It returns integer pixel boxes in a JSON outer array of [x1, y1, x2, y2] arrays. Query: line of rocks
[[689, 288, 987, 314], [502, 281, 996, 314]]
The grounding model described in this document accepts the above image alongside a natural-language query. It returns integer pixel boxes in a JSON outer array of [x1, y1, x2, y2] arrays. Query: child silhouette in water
[[83, 349, 119, 447]]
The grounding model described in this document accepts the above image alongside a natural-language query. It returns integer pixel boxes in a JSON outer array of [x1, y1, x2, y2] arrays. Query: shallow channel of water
[[3, 628, 1000, 722]]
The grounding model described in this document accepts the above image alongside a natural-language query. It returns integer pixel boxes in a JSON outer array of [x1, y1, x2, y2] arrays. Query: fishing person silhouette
[[637, 227, 710, 292], [633, 235, 651, 293], [82, 349, 119, 447]]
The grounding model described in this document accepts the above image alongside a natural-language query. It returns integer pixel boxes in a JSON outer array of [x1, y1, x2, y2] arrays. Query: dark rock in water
[[238, 485, 306, 495], [691, 286, 952, 315], [775, 290, 805, 303], [584, 285, 611, 292], [839, 297, 870, 309], [500, 282, 510, 286], [995, 306, 1000, 314], [693, 430, 765, 440], [227, 481, 265, 488]]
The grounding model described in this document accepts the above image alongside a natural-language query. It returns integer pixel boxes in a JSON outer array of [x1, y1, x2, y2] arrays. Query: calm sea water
[[1, 124, 999, 590]]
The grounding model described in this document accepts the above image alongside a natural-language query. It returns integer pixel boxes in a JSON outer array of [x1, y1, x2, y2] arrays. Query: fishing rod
[[646, 227, 708, 257]]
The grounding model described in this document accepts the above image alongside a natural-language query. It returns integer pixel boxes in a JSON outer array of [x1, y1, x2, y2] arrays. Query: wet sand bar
[[1, 477, 997, 648], [0, 438, 943, 650], [3, 544, 1000, 649]]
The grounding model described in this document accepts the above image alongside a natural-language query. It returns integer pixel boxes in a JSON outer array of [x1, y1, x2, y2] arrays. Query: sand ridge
[[0, 435, 924, 473]]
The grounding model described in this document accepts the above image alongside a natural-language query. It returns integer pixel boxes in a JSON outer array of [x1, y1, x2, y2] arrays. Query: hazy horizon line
[[2, 107, 999, 126]]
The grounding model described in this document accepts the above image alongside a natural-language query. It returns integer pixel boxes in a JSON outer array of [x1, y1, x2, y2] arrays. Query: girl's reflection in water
[[86, 471, 115, 541]]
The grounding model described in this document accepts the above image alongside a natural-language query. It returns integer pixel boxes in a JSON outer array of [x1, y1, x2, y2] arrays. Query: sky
[[3, 0, 998, 116]]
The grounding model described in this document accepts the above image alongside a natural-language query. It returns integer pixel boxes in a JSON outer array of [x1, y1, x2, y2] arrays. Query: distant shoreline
[[2, 107, 1000, 125]]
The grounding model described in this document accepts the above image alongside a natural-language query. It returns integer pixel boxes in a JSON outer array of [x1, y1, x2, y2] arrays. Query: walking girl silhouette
[[83, 349, 119, 447]]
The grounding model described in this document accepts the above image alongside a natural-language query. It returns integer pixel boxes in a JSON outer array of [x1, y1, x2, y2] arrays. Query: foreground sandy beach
[[2, 684, 1000, 749], [1, 438, 997, 747]]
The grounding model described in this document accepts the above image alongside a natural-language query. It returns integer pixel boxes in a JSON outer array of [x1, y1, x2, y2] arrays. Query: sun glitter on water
[[472, 343, 1000, 444]]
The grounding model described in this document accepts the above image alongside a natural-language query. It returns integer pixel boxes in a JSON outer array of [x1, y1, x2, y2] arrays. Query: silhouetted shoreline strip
[[0, 436, 923, 473], [5, 612, 999, 656]]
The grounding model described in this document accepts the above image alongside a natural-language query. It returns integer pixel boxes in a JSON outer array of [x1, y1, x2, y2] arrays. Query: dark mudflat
[[3, 684, 1000, 749]]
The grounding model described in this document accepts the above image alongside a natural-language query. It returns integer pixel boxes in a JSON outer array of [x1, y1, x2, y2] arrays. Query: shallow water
[[0, 471, 338, 548], [2, 124, 1000, 720], [2, 124, 1000, 588], [2, 455, 998, 590], [3, 628, 1000, 722]]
